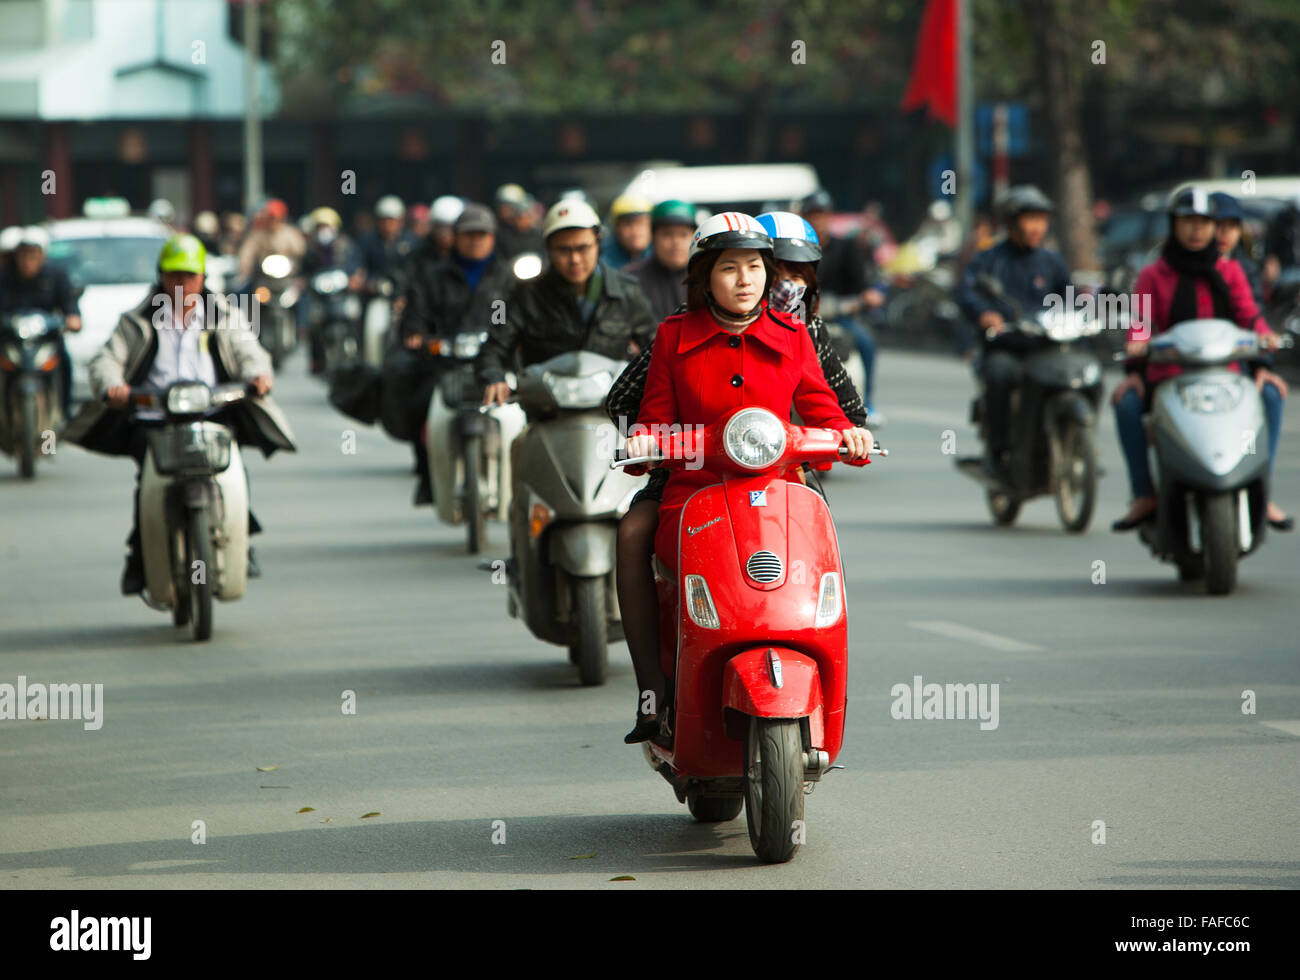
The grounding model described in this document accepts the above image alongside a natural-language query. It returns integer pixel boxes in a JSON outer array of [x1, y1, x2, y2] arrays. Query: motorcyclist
[[398, 203, 518, 505], [147, 198, 178, 231], [419, 196, 466, 265], [299, 207, 364, 374], [407, 203, 431, 241], [1210, 192, 1264, 306], [478, 198, 656, 407], [600, 195, 653, 271], [1110, 188, 1290, 532], [619, 211, 872, 744], [801, 189, 888, 426], [608, 211, 868, 745], [953, 184, 1071, 481], [357, 195, 419, 297], [493, 183, 541, 261], [622, 200, 694, 321], [237, 198, 306, 281], [0, 226, 82, 415], [61, 234, 296, 593]]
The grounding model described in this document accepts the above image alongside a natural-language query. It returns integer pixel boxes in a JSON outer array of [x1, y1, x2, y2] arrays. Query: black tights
[[617, 499, 666, 719]]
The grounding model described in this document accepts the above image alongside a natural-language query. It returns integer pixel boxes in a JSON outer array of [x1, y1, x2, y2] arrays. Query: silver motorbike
[[1137, 318, 1289, 594], [502, 351, 645, 686]]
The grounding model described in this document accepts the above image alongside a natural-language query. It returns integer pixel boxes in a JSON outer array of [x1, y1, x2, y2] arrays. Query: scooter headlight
[[1178, 379, 1242, 414], [453, 331, 488, 359], [13, 314, 49, 340], [261, 254, 292, 278], [684, 575, 720, 629], [814, 572, 842, 628], [343, 295, 364, 319], [167, 382, 212, 415], [1081, 361, 1101, 386], [544, 369, 615, 410], [723, 408, 786, 470]]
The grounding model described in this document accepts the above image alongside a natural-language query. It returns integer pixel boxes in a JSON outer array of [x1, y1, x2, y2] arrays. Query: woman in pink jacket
[[1111, 188, 1290, 531]]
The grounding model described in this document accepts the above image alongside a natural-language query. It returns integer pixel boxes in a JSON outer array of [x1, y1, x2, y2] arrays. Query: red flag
[[900, 0, 957, 128]]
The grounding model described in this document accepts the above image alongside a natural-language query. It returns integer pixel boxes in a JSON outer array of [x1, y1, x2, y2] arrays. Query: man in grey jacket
[[62, 235, 296, 595]]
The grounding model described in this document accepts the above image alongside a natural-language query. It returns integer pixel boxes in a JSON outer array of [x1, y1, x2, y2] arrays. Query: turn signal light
[[253, 286, 271, 304], [529, 502, 553, 539], [40, 355, 60, 372]]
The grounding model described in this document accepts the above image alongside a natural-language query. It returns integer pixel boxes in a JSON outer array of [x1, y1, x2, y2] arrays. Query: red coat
[[637, 303, 853, 571], [1128, 255, 1271, 385]]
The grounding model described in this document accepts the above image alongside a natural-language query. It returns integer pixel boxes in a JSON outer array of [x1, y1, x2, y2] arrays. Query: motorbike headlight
[[723, 408, 786, 470], [512, 252, 543, 281], [453, 331, 488, 359], [261, 254, 292, 278], [544, 369, 614, 409], [684, 575, 720, 629], [1178, 380, 1242, 414], [343, 295, 363, 319], [167, 382, 212, 415], [1081, 361, 1101, 386], [814, 572, 842, 628], [312, 270, 347, 294], [14, 314, 49, 340]]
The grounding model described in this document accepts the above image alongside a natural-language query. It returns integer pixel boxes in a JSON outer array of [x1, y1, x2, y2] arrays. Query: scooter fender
[[212, 444, 248, 601], [427, 386, 461, 524], [722, 646, 825, 748], [548, 522, 616, 577], [139, 451, 176, 608], [1045, 389, 1095, 429]]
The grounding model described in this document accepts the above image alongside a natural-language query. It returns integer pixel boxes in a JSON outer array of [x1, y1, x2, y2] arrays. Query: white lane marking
[[1259, 720, 1300, 738], [907, 619, 1044, 652]]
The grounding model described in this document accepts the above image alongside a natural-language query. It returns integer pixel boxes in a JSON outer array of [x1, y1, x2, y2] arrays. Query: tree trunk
[[1026, 0, 1099, 271]]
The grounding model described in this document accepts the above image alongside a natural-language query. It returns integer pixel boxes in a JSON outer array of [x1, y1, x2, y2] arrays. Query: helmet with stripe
[[688, 211, 771, 265], [1169, 186, 1215, 219], [755, 211, 821, 263]]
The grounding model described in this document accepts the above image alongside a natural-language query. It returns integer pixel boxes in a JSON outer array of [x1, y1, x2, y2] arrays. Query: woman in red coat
[[621, 212, 873, 743]]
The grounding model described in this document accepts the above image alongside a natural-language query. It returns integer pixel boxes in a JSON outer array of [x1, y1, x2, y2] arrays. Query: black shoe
[[120, 558, 144, 596], [624, 714, 661, 744], [1111, 503, 1157, 532], [413, 480, 433, 507], [1269, 514, 1295, 532], [247, 547, 261, 578]]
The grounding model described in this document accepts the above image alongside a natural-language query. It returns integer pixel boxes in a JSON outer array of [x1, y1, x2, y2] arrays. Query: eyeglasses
[[550, 241, 597, 259]]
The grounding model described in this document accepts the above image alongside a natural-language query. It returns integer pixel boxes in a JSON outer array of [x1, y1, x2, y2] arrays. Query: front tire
[[987, 489, 1020, 526], [1201, 492, 1239, 596], [18, 391, 36, 479], [187, 508, 214, 641], [570, 575, 607, 686], [1054, 422, 1098, 534], [463, 433, 485, 554], [743, 717, 805, 863]]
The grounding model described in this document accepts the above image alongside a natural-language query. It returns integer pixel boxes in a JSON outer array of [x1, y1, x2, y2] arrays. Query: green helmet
[[651, 199, 696, 229], [157, 233, 206, 275]]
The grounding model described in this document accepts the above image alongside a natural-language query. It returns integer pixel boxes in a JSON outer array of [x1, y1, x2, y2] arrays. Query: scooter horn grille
[[746, 550, 783, 583]]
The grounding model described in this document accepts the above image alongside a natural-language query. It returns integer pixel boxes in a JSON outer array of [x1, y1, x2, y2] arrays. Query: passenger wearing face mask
[[299, 208, 363, 374]]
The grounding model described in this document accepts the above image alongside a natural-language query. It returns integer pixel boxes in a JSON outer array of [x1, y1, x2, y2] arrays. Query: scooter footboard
[[722, 646, 825, 750]]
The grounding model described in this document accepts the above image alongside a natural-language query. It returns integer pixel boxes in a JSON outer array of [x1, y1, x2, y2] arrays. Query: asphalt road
[[2, 347, 1297, 889]]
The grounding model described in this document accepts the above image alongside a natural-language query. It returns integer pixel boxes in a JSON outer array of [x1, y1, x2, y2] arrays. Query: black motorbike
[[955, 275, 1105, 532], [0, 310, 65, 478], [242, 254, 298, 370], [308, 269, 363, 378]]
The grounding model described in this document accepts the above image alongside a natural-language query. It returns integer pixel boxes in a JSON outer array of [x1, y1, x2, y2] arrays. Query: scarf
[[705, 292, 763, 329], [1161, 234, 1234, 327]]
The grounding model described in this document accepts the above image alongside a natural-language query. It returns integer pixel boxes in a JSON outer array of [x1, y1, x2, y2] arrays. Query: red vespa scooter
[[613, 406, 885, 863]]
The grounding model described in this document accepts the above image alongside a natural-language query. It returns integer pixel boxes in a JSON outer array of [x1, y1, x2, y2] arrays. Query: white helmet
[[430, 195, 465, 226], [0, 226, 22, 252], [543, 199, 601, 239], [688, 211, 771, 264], [15, 225, 50, 251], [147, 198, 176, 223], [374, 195, 405, 219]]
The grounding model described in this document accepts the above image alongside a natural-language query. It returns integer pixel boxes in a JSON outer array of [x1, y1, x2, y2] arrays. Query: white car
[[45, 217, 171, 402]]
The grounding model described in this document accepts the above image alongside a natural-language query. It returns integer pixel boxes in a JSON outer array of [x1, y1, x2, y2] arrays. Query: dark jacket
[[399, 252, 518, 342], [624, 256, 687, 323], [476, 262, 656, 386], [357, 230, 419, 281], [61, 290, 296, 459], [0, 264, 79, 316], [494, 224, 545, 262], [954, 237, 1071, 353], [605, 308, 866, 429], [1229, 245, 1264, 307]]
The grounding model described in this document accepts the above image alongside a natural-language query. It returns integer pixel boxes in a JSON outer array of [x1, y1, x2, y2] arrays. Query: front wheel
[[187, 507, 214, 641], [1053, 422, 1098, 534], [18, 391, 36, 479], [987, 489, 1020, 526], [463, 433, 485, 553], [1201, 492, 1239, 596], [743, 717, 805, 863], [569, 575, 607, 686]]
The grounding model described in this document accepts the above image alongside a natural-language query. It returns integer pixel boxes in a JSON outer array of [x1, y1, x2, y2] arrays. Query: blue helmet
[[756, 211, 821, 263], [1209, 191, 1245, 222]]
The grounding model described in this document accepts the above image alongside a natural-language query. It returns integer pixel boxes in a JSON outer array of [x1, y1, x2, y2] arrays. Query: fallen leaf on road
[[569, 853, 597, 860], [256, 765, 278, 772], [320, 818, 332, 823], [361, 812, 381, 819], [297, 807, 314, 813], [610, 875, 635, 881]]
